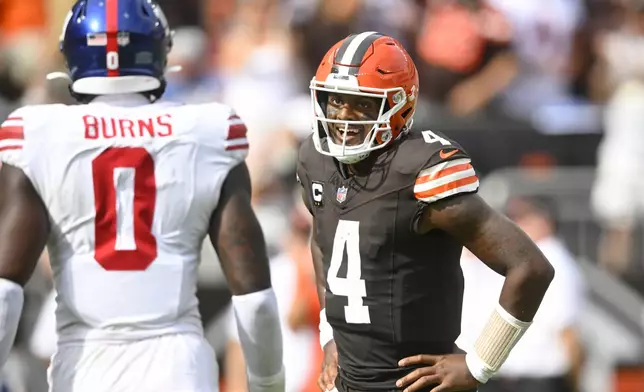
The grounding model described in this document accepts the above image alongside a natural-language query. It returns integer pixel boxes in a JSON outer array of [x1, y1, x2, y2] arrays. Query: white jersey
[[0, 94, 248, 345]]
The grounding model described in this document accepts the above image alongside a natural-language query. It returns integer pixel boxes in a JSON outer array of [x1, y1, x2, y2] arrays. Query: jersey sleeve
[[0, 109, 27, 170], [220, 109, 249, 166], [412, 136, 479, 204]]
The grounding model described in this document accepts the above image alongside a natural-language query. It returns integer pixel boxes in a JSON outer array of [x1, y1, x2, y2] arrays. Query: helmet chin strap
[[335, 153, 369, 165], [328, 142, 370, 164]]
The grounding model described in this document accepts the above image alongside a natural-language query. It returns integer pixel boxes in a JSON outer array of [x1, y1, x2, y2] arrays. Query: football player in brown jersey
[[296, 32, 555, 392]]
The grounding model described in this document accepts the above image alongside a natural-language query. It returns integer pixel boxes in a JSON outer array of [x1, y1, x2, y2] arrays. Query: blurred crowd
[[4, 0, 644, 391]]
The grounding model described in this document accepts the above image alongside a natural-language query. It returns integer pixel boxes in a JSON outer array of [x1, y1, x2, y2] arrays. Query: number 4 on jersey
[[328, 220, 371, 324], [422, 130, 452, 146]]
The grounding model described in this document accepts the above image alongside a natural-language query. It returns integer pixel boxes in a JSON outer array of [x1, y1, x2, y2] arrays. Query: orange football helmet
[[311, 32, 419, 164]]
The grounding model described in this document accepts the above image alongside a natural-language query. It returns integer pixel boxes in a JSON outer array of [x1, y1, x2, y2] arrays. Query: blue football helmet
[[56, 0, 173, 98]]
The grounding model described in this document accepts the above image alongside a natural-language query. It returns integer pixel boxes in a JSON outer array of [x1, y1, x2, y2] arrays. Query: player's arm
[[209, 162, 284, 392], [0, 163, 50, 369], [418, 193, 555, 383], [296, 163, 338, 391], [310, 219, 335, 344], [311, 221, 339, 391], [310, 223, 326, 308], [295, 174, 331, 348]]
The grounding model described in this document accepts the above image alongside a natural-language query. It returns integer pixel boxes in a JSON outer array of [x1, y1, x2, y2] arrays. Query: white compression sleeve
[[231, 288, 285, 392], [0, 279, 23, 370]]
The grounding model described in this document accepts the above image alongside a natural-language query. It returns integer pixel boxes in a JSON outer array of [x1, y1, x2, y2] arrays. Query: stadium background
[[2, 0, 644, 391]]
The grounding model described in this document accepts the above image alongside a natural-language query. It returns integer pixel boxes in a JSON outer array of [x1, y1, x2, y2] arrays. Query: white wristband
[[465, 351, 494, 384], [465, 303, 532, 384], [231, 288, 284, 385], [319, 309, 334, 349]]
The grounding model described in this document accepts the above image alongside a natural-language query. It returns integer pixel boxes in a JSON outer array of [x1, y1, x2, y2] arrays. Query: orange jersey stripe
[[415, 175, 478, 199], [0, 126, 23, 140], [416, 163, 472, 184]]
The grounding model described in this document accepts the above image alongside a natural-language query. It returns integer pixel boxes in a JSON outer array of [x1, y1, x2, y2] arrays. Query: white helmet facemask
[[310, 73, 408, 164]]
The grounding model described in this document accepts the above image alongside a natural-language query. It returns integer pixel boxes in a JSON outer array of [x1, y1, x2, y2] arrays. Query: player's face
[[326, 93, 381, 146]]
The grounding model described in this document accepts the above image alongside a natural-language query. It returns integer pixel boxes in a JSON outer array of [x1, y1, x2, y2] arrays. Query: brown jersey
[[297, 129, 480, 391]]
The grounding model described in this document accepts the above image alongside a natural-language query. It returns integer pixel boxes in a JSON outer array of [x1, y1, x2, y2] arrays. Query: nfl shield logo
[[336, 186, 348, 203]]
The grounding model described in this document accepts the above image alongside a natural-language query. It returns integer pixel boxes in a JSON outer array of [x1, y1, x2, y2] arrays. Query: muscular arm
[[418, 193, 554, 321], [209, 162, 271, 295], [309, 213, 338, 391], [0, 163, 49, 370], [209, 162, 284, 390], [310, 222, 326, 309], [0, 163, 49, 286]]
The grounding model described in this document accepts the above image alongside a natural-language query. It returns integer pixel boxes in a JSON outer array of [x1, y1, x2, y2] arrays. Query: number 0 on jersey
[[92, 147, 158, 271]]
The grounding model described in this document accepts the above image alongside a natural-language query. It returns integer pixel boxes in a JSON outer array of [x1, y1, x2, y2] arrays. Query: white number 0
[[328, 220, 371, 324], [422, 130, 452, 146], [106, 51, 120, 71]]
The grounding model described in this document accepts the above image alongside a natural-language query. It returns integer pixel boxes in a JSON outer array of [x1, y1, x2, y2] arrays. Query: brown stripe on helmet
[[333, 34, 358, 67], [347, 33, 384, 75]]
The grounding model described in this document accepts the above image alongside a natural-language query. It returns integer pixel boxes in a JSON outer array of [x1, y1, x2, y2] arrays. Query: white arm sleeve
[[231, 288, 285, 392], [0, 279, 24, 370], [29, 289, 57, 360]]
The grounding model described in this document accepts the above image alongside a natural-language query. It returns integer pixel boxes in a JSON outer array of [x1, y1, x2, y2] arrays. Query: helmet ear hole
[[141, 4, 151, 17]]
